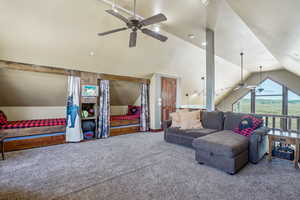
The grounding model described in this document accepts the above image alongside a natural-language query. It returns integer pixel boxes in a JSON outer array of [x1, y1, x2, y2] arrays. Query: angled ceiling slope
[[226, 0, 300, 76], [110, 80, 140, 105], [0, 68, 67, 106]]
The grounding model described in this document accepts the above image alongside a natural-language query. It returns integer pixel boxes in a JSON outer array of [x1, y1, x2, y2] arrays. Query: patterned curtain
[[97, 80, 110, 138], [66, 76, 83, 142], [140, 83, 150, 132]]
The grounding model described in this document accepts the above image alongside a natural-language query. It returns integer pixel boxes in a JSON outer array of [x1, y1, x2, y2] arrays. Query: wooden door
[[161, 77, 177, 125]]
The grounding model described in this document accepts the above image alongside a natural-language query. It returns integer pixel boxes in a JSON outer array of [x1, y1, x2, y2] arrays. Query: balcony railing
[[256, 114, 300, 133]]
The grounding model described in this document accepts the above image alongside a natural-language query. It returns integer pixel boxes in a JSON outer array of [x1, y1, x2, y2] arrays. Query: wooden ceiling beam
[[0, 59, 150, 84], [99, 73, 150, 84], [0, 60, 80, 76]]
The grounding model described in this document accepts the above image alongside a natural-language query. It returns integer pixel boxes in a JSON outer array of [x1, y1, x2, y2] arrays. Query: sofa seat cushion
[[167, 128, 217, 138], [192, 130, 249, 158], [165, 128, 218, 148]]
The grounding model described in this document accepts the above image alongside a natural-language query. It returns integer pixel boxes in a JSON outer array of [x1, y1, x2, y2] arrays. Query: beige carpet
[[1, 132, 300, 200]]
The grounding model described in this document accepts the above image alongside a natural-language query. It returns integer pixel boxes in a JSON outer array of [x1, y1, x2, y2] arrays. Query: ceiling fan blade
[[247, 85, 257, 89], [98, 27, 128, 36], [129, 31, 137, 48], [141, 28, 168, 42], [106, 9, 131, 24], [233, 87, 240, 91], [140, 13, 167, 26]]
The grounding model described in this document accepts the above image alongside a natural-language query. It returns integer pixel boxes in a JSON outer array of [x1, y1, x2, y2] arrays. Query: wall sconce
[[186, 91, 200, 97]]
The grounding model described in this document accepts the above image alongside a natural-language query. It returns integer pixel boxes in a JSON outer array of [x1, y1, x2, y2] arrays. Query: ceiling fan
[[256, 66, 264, 93], [234, 52, 257, 91], [98, 0, 168, 47], [255, 66, 275, 94]]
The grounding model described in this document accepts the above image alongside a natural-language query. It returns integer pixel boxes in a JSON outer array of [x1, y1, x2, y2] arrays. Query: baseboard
[[150, 129, 163, 132]]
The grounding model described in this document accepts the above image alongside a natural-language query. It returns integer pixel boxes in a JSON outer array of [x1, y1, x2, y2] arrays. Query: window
[[288, 90, 300, 116], [288, 90, 300, 130], [232, 78, 300, 116], [233, 92, 251, 113], [255, 79, 283, 115], [232, 78, 300, 131]]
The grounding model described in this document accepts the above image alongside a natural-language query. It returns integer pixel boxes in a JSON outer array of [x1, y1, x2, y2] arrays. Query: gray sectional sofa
[[163, 111, 269, 174]]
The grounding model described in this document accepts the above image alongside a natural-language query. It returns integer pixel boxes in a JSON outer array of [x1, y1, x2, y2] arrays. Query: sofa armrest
[[252, 127, 270, 136], [249, 127, 270, 164], [163, 120, 172, 130]]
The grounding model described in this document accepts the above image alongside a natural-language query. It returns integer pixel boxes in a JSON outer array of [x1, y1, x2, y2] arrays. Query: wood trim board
[[0, 60, 80, 76], [0, 59, 150, 84], [99, 73, 150, 84], [110, 119, 140, 127], [0, 125, 66, 138], [110, 126, 140, 137], [4, 135, 65, 152]]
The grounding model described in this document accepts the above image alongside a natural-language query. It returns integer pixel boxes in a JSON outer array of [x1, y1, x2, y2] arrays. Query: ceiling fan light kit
[[98, 0, 168, 48]]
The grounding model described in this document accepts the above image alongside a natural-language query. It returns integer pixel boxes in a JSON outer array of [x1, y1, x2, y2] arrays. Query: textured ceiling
[[101, 0, 280, 72], [226, 0, 300, 76]]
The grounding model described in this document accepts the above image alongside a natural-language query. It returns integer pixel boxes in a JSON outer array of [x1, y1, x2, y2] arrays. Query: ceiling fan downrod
[[240, 52, 244, 83]]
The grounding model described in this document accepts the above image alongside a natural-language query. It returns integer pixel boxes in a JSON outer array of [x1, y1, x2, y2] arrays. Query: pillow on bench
[[0, 110, 8, 125]]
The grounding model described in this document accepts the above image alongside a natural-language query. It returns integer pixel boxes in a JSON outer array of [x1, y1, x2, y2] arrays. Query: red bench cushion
[[1, 118, 66, 129]]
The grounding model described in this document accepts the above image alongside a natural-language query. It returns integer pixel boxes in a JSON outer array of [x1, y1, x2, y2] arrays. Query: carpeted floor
[[1, 132, 300, 200]]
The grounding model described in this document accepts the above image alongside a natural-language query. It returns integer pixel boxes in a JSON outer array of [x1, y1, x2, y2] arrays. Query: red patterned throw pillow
[[127, 105, 141, 115], [233, 115, 263, 137], [0, 110, 8, 125]]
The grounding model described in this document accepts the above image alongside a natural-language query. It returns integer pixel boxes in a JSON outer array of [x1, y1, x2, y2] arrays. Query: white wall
[[0, 106, 66, 121]]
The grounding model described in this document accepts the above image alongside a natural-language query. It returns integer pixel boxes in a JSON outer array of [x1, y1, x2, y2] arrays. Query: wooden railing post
[[272, 117, 276, 130], [256, 114, 300, 133], [265, 116, 269, 127], [288, 118, 292, 132]]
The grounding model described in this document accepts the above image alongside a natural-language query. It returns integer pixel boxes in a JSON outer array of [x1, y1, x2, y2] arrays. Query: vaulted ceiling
[[101, 0, 300, 75], [0, 0, 299, 106], [226, 0, 300, 75], [101, 0, 282, 72]]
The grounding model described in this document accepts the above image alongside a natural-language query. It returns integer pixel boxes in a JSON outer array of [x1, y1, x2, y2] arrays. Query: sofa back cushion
[[224, 112, 263, 130], [170, 110, 202, 129], [170, 112, 181, 128], [180, 111, 203, 129], [201, 111, 224, 130]]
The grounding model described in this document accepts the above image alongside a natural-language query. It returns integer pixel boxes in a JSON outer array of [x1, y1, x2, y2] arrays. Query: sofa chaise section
[[193, 112, 269, 174], [223, 112, 269, 164], [192, 130, 249, 174]]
